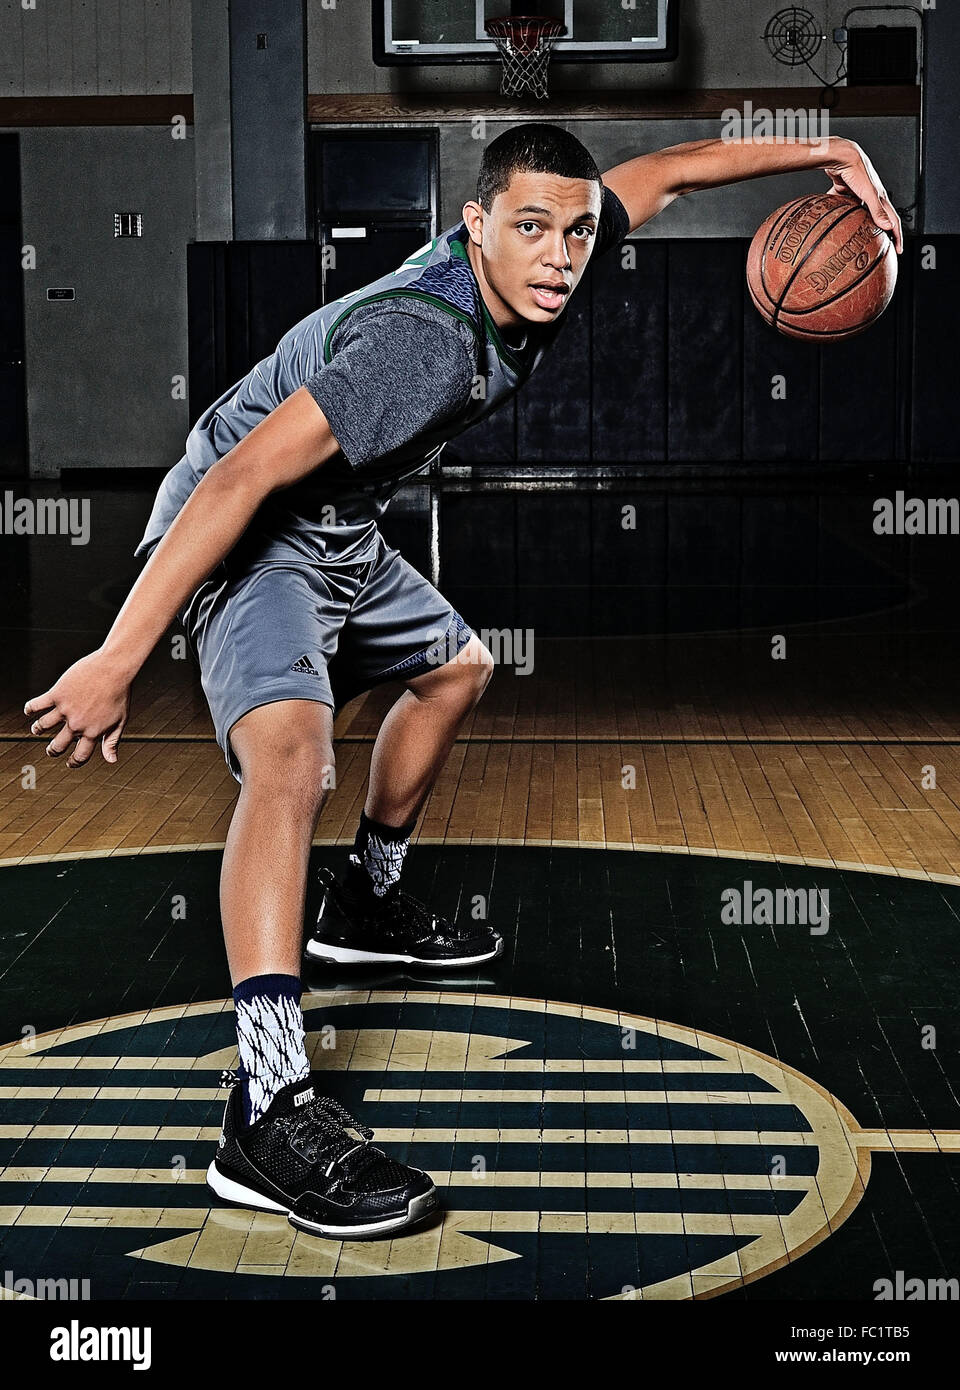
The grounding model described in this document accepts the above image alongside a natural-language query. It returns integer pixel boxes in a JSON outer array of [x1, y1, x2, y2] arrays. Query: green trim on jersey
[[321, 287, 481, 366], [320, 225, 526, 375]]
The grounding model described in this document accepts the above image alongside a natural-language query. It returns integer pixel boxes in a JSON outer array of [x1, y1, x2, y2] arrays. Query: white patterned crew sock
[[231, 973, 310, 1126]]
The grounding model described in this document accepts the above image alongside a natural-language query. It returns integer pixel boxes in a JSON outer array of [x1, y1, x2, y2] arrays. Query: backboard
[[373, 0, 680, 65]]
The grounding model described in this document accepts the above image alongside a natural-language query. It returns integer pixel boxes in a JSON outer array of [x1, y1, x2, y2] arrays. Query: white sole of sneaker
[[303, 939, 502, 968], [288, 1188, 440, 1240], [207, 1160, 440, 1240], [205, 1159, 288, 1214]]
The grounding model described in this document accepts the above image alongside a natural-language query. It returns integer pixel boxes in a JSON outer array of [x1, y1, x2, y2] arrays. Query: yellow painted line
[[360, 1088, 793, 1105], [0, 1053, 752, 1075], [0, 1084, 792, 1105], [0, 1087, 224, 1101], [0, 1123, 815, 1145], [0, 1056, 225, 1071], [0, 1126, 211, 1141], [0, 1166, 208, 1185], [0, 1203, 792, 1237], [0, 1164, 818, 1190], [853, 1129, 960, 1153], [3, 1205, 207, 1230]]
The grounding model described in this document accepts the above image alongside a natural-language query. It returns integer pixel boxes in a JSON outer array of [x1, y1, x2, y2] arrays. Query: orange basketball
[[747, 191, 897, 341]]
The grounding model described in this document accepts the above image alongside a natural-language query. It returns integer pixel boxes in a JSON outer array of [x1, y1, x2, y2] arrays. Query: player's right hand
[[24, 646, 132, 769]]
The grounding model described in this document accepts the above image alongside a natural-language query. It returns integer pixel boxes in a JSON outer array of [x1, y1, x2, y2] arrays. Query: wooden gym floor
[[3, 626, 960, 881]]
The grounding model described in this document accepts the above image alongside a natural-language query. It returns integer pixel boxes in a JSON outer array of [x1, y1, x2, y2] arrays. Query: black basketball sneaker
[[206, 1070, 439, 1239], [304, 864, 503, 968]]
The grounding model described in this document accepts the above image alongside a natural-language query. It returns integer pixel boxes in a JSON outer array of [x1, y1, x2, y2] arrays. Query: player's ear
[[462, 200, 484, 245]]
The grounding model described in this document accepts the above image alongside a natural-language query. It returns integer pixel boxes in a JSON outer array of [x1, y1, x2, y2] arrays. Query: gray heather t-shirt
[[134, 296, 478, 569], [134, 186, 629, 568], [303, 297, 477, 469]]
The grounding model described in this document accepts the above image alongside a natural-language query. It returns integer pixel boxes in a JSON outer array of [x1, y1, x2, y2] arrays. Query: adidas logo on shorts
[[291, 654, 321, 676]]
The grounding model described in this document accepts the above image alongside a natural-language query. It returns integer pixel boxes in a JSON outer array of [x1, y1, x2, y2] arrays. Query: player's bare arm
[[602, 136, 903, 252], [23, 386, 340, 770]]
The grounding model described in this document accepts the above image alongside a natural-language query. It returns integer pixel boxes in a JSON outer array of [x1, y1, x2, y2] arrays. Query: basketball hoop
[[485, 15, 566, 100]]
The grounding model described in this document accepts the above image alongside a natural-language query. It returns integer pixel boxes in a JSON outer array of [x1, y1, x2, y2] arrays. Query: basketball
[[747, 191, 898, 341]]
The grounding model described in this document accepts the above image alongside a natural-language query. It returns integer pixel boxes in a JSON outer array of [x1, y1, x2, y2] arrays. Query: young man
[[24, 125, 901, 1240]]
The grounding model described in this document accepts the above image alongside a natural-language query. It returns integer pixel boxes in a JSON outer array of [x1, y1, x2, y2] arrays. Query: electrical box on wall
[[846, 25, 918, 85]]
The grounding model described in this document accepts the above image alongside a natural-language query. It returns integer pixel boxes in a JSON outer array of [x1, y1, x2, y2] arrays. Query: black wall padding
[[187, 241, 318, 421], [593, 243, 668, 463], [667, 241, 744, 463], [449, 238, 958, 469], [187, 237, 958, 468], [518, 290, 592, 463], [911, 238, 959, 464]]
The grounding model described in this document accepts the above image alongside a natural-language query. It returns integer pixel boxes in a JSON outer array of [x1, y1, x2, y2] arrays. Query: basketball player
[[23, 125, 901, 1239]]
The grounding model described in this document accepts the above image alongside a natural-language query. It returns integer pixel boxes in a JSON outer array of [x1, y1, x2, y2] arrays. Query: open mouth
[[529, 283, 569, 312]]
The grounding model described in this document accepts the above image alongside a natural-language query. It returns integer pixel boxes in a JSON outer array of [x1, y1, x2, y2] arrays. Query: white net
[[485, 18, 565, 100]]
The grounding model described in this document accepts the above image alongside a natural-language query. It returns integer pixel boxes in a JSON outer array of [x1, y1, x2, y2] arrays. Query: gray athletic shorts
[[172, 528, 473, 784]]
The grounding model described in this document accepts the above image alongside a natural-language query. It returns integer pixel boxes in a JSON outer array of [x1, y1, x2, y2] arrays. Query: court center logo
[[0, 992, 947, 1298]]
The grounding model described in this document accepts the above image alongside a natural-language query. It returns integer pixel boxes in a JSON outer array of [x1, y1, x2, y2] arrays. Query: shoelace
[[393, 891, 478, 943], [384, 891, 436, 930], [219, 1069, 380, 1180], [309, 1094, 374, 1143], [287, 1094, 379, 1178]]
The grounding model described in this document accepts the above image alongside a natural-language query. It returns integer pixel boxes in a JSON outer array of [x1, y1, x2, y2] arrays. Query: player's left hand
[[823, 138, 903, 253]]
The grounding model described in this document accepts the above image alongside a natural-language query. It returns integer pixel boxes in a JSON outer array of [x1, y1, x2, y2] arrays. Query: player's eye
[[517, 221, 540, 235], [571, 225, 595, 241]]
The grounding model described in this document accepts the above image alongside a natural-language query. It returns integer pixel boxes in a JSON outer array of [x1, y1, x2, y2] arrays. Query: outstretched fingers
[[44, 721, 77, 759], [66, 736, 99, 770]]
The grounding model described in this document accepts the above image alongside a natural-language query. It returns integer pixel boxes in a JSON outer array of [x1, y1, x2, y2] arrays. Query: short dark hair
[[476, 123, 602, 213]]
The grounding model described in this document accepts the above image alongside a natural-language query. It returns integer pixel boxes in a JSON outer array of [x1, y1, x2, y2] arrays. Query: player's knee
[[240, 740, 335, 806], [467, 638, 496, 696], [230, 711, 335, 804], [449, 635, 494, 707], [405, 633, 492, 707]]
